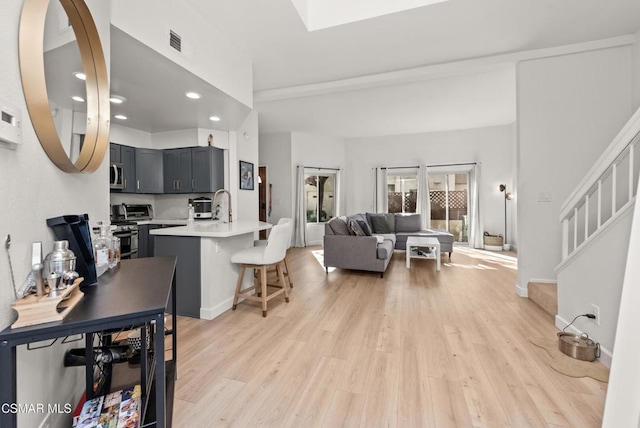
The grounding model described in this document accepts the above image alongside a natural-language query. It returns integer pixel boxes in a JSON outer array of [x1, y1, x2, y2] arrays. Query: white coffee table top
[[406, 236, 440, 247]]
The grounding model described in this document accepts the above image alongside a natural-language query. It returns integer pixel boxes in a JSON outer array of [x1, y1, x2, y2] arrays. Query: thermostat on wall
[[0, 98, 22, 149]]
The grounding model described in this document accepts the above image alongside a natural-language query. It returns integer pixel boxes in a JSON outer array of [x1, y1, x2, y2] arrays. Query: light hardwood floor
[[172, 246, 607, 427]]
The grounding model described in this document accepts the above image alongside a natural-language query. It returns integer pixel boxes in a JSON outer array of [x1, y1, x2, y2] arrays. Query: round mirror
[[19, 0, 109, 174]]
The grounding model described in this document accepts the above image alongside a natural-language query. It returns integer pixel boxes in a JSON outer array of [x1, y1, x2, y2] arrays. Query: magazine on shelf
[[73, 385, 141, 428]]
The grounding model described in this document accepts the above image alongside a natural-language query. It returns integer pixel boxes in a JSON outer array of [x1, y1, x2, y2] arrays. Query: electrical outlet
[[590, 304, 600, 326]]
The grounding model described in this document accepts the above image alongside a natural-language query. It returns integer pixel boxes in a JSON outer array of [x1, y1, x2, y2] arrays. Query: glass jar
[[93, 222, 110, 277]]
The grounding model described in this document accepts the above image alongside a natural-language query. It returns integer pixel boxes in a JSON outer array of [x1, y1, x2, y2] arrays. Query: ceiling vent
[[169, 30, 182, 53]]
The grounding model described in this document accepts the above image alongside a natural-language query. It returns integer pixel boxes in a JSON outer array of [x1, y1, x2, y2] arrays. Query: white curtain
[[294, 165, 307, 247], [417, 165, 430, 229], [335, 168, 343, 216], [468, 163, 483, 248], [372, 167, 388, 212]]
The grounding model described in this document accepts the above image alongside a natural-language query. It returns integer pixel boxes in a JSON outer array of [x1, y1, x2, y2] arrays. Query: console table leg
[[0, 341, 17, 427]]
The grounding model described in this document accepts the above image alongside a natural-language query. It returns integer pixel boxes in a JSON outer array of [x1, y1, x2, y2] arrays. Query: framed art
[[239, 160, 254, 190]]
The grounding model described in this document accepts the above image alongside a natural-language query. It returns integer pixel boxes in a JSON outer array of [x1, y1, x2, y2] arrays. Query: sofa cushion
[[376, 239, 394, 260], [373, 233, 396, 247], [347, 218, 366, 236], [368, 213, 395, 234], [395, 214, 422, 232], [357, 220, 372, 236], [328, 217, 350, 235]]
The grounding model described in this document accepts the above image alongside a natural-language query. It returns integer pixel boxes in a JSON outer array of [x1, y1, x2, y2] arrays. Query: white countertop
[[137, 218, 188, 226], [150, 220, 272, 238]]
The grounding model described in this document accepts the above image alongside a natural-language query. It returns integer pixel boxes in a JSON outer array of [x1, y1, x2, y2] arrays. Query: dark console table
[[0, 256, 177, 428]]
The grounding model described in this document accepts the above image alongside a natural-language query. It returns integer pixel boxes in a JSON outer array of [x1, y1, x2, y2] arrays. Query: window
[[387, 169, 417, 213], [305, 172, 336, 223]]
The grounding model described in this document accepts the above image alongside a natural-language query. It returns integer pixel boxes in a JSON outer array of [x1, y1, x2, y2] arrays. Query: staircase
[[553, 107, 640, 367], [527, 282, 557, 317]]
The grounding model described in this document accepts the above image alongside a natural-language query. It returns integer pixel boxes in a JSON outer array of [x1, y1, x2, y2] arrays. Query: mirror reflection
[[43, 0, 87, 164]]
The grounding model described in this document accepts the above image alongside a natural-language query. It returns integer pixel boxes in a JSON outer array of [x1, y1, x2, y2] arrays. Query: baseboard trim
[[529, 278, 558, 284], [516, 283, 528, 298], [200, 291, 256, 320], [555, 315, 613, 368]]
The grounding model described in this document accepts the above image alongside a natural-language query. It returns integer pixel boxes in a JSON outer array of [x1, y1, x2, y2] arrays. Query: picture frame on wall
[[239, 160, 254, 190]]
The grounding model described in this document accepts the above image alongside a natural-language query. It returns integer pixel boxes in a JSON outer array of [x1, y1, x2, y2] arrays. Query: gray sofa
[[323, 212, 454, 277]]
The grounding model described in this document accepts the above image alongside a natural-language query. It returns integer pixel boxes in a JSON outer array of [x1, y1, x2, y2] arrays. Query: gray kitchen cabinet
[[163, 148, 193, 193], [110, 143, 136, 193], [192, 146, 224, 193], [120, 145, 136, 193], [110, 143, 120, 163], [135, 148, 163, 194]]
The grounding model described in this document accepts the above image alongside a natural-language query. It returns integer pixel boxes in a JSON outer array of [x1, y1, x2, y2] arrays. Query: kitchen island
[[151, 220, 272, 319]]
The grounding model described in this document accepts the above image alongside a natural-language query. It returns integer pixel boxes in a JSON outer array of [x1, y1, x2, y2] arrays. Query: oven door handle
[[114, 231, 138, 238]]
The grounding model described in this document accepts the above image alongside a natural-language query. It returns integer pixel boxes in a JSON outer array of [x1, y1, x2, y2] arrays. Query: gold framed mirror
[[19, 0, 109, 173]]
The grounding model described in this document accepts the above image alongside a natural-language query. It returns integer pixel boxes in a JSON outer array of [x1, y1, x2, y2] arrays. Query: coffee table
[[406, 236, 441, 270]]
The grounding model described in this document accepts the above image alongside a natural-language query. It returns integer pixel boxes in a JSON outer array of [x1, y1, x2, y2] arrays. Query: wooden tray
[[11, 278, 84, 329]]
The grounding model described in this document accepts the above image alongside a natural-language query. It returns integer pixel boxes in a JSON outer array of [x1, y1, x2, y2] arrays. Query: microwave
[[110, 163, 125, 189]]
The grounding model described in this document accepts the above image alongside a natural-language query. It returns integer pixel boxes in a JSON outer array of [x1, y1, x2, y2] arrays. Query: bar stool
[[231, 223, 291, 317], [254, 218, 294, 288]]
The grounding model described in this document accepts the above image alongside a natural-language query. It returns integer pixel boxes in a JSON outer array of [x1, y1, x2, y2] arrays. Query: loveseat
[[323, 213, 454, 277]]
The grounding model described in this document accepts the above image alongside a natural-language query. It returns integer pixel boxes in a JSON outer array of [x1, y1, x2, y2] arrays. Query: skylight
[[291, 0, 449, 31]]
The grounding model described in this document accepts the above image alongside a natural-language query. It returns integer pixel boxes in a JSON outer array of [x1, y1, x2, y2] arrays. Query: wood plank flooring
[[172, 246, 607, 427]]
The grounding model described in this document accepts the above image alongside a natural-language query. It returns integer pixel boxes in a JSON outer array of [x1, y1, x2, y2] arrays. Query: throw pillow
[[370, 215, 392, 234], [356, 220, 372, 236], [395, 214, 422, 232], [347, 218, 366, 236], [328, 218, 350, 235]]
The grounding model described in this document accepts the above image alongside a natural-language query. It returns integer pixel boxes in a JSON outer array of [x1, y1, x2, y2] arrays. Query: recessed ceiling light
[[209, 116, 221, 122], [185, 92, 202, 100], [71, 96, 85, 102], [110, 95, 126, 104], [114, 114, 127, 120], [73, 72, 86, 81]]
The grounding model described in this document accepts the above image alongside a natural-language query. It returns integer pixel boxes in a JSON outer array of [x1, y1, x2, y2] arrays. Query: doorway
[[428, 172, 469, 243]]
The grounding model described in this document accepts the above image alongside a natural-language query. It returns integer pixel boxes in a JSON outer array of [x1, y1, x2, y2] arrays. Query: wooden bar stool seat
[[231, 223, 291, 317]]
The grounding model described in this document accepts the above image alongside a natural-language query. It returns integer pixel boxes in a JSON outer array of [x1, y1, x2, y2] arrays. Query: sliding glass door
[[428, 173, 469, 243]]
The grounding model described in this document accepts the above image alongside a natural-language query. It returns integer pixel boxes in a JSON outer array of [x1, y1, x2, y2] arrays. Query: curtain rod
[[376, 166, 419, 170], [300, 166, 341, 171], [427, 162, 477, 168]]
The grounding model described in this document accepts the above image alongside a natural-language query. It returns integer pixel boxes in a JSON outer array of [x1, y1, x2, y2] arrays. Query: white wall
[[231, 111, 259, 222], [291, 132, 347, 245], [0, 2, 110, 427], [344, 124, 515, 244], [603, 188, 640, 426], [259, 133, 293, 225], [633, 32, 640, 111], [516, 45, 635, 294], [110, 0, 253, 108]]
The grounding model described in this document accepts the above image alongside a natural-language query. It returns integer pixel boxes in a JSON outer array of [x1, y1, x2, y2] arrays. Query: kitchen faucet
[[213, 189, 232, 223]]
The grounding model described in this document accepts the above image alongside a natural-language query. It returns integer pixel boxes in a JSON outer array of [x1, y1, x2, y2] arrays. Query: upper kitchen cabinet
[[163, 148, 193, 194], [110, 143, 137, 193], [192, 147, 224, 193], [135, 148, 163, 194]]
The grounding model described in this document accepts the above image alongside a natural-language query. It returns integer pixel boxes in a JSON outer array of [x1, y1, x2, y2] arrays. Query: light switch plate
[[0, 98, 22, 148], [538, 192, 552, 202]]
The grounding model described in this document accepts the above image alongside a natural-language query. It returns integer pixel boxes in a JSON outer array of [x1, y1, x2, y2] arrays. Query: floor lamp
[[499, 184, 513, 250]]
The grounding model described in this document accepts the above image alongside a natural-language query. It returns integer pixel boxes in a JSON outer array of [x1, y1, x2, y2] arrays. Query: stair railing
[[559, 108, 640, 266]]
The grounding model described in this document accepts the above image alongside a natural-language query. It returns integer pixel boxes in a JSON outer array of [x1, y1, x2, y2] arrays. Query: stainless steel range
[[110, 204, 153, 259]]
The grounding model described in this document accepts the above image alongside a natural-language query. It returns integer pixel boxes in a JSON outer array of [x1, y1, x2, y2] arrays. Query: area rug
[[529, 336, 609, 383]]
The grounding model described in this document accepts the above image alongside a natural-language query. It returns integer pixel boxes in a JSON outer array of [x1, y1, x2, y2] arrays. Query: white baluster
[[612, 163, 617, 215], [573, 207, 578, 252], [585, 194, 590, 240], [562, 218, 569, 259], [597, 180, 602, 228]]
